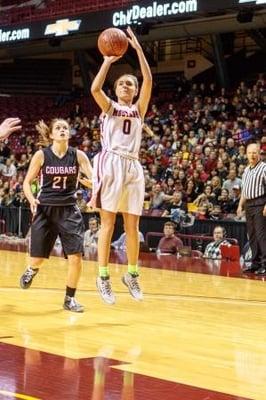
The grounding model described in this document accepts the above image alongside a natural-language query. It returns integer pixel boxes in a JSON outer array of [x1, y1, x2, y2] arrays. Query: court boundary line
[[1, 286, 266, 305]]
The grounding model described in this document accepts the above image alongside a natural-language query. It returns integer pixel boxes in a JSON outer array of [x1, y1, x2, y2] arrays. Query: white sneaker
[[96, 277, 116, 305], [122, 273, 143, 301]]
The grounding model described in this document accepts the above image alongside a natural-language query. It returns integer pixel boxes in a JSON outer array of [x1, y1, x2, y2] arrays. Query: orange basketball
[[98, 28, 128, 57]]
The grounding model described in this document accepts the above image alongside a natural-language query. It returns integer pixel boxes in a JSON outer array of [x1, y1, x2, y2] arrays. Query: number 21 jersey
[[100, 101, 143, 158], [38, 146, 79, 206]]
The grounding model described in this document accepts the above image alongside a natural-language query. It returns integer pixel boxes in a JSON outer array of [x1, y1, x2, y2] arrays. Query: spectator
[[227, 185, 241, 214], [149, 183, 166, 209], [84, 217, 100, 249], [203, 226, 229, 259], [1, 158, 17, 178], [157, 222, 183, 255], [111, 231, 144, 251], [211, 176, 222, 200], [218, 188, 232, 214], [184, 179, 197, 202], [162, 191, 187, 216], [76, 190, 87, 212], [17, 154, 30, 172], [222, 169, 242, 197], [209, 205, 223, 221]]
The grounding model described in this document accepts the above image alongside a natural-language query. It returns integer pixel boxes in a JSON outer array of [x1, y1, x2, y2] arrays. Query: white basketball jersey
[[100, 100, 142, 157]]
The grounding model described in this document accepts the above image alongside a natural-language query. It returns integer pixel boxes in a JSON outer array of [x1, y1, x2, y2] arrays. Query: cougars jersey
[[100, 101, 142, 158], [38, 146, 79, 206]]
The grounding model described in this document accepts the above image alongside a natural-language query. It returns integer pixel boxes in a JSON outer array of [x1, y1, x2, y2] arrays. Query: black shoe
[[255, 267, 266, 275], [63, 296, 84, 312], [20, 267, 39, 289], [242, 264, 260, 273]]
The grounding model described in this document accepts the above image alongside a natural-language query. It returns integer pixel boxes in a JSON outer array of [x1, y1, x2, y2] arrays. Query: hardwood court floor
[[1, 245, 266, 400]]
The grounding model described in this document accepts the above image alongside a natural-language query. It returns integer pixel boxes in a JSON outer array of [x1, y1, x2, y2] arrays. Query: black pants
[[245, 197, 266, 267]]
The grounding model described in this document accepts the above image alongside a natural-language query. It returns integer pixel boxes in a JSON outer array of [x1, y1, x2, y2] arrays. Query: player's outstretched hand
[[0, 118, 21, 140], [127, 26, 142, 51], [30, 198, 40, 215]]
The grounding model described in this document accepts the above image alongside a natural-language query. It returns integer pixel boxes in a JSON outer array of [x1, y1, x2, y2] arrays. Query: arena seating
[[0, 0, 136, 25]]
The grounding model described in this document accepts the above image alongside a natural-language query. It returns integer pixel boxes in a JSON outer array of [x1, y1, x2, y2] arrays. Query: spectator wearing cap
[[222, 169, 242, 198]]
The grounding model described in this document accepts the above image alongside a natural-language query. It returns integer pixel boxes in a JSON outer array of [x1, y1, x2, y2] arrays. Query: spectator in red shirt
[[157, 222, 183, 255]]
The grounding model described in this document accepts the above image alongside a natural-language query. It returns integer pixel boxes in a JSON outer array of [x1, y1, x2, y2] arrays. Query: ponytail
[[36, 119, 52, 147]]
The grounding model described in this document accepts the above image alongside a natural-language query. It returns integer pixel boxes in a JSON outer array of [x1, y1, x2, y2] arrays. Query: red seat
[[220, 244, 240, 261]]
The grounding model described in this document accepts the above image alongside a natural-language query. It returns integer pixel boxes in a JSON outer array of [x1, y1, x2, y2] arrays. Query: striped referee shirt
[[242, 161, 266, 200]]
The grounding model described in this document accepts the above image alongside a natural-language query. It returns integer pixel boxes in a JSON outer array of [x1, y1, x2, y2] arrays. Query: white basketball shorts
[[92, 150, 144, 216]]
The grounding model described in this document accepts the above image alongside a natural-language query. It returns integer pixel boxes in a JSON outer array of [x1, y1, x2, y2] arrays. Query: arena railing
[[145, 231, 238, 253]]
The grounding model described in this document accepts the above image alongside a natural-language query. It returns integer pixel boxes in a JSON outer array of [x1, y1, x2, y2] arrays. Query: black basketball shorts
[[30, 205, 84, 258]]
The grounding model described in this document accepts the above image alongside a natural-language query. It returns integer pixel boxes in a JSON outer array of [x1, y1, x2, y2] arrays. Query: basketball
[[98, 28, 128, 57]]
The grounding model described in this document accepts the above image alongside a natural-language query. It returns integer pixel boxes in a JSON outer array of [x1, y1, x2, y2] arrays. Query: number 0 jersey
[[38, 146, 79, 206], [100, 100, 143, 158]]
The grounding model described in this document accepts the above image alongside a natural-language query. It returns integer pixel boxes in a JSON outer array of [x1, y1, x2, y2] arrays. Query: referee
[[237, 143, 266, 274]]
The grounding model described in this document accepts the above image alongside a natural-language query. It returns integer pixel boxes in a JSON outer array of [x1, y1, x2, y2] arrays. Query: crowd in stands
[[0, 74, 265, 224]]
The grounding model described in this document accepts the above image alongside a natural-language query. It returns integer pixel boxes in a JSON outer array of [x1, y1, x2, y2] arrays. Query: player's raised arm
[[23, 150, 43, 213], [127, 27, 152, 119], [91, 56, 120, 113]]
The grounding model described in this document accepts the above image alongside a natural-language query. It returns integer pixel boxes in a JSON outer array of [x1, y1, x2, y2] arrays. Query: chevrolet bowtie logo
[[45, 18, 81, 37], [239, 0, 266, 4]]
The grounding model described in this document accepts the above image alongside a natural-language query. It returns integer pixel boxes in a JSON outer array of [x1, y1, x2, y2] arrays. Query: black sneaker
[[63, 296, 84, 313], [20, 267, 39, 289]]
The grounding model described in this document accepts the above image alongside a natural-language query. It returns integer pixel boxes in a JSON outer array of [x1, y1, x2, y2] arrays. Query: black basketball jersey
[[38, 146, 79, 206]]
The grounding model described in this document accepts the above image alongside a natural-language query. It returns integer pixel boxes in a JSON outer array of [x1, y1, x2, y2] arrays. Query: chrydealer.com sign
[[0, 27, 30, 43], [112, 0, 198, 26]]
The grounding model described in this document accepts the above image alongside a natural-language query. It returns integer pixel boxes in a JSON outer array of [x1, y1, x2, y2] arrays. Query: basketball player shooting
[[90, 26, 152, 304]]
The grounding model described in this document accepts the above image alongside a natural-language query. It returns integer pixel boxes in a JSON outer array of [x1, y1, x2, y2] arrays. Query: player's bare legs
[[67, 254, 82, 288], [98, 210, 116, 268], [96, 210, 116, 304], [122, 212, 143, 301], [123, 213, 140, 265]]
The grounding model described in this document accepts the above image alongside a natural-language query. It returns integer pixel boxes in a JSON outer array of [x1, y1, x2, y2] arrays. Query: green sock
[[99, 266, 109, 278], [128, 264, 138, 276]]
